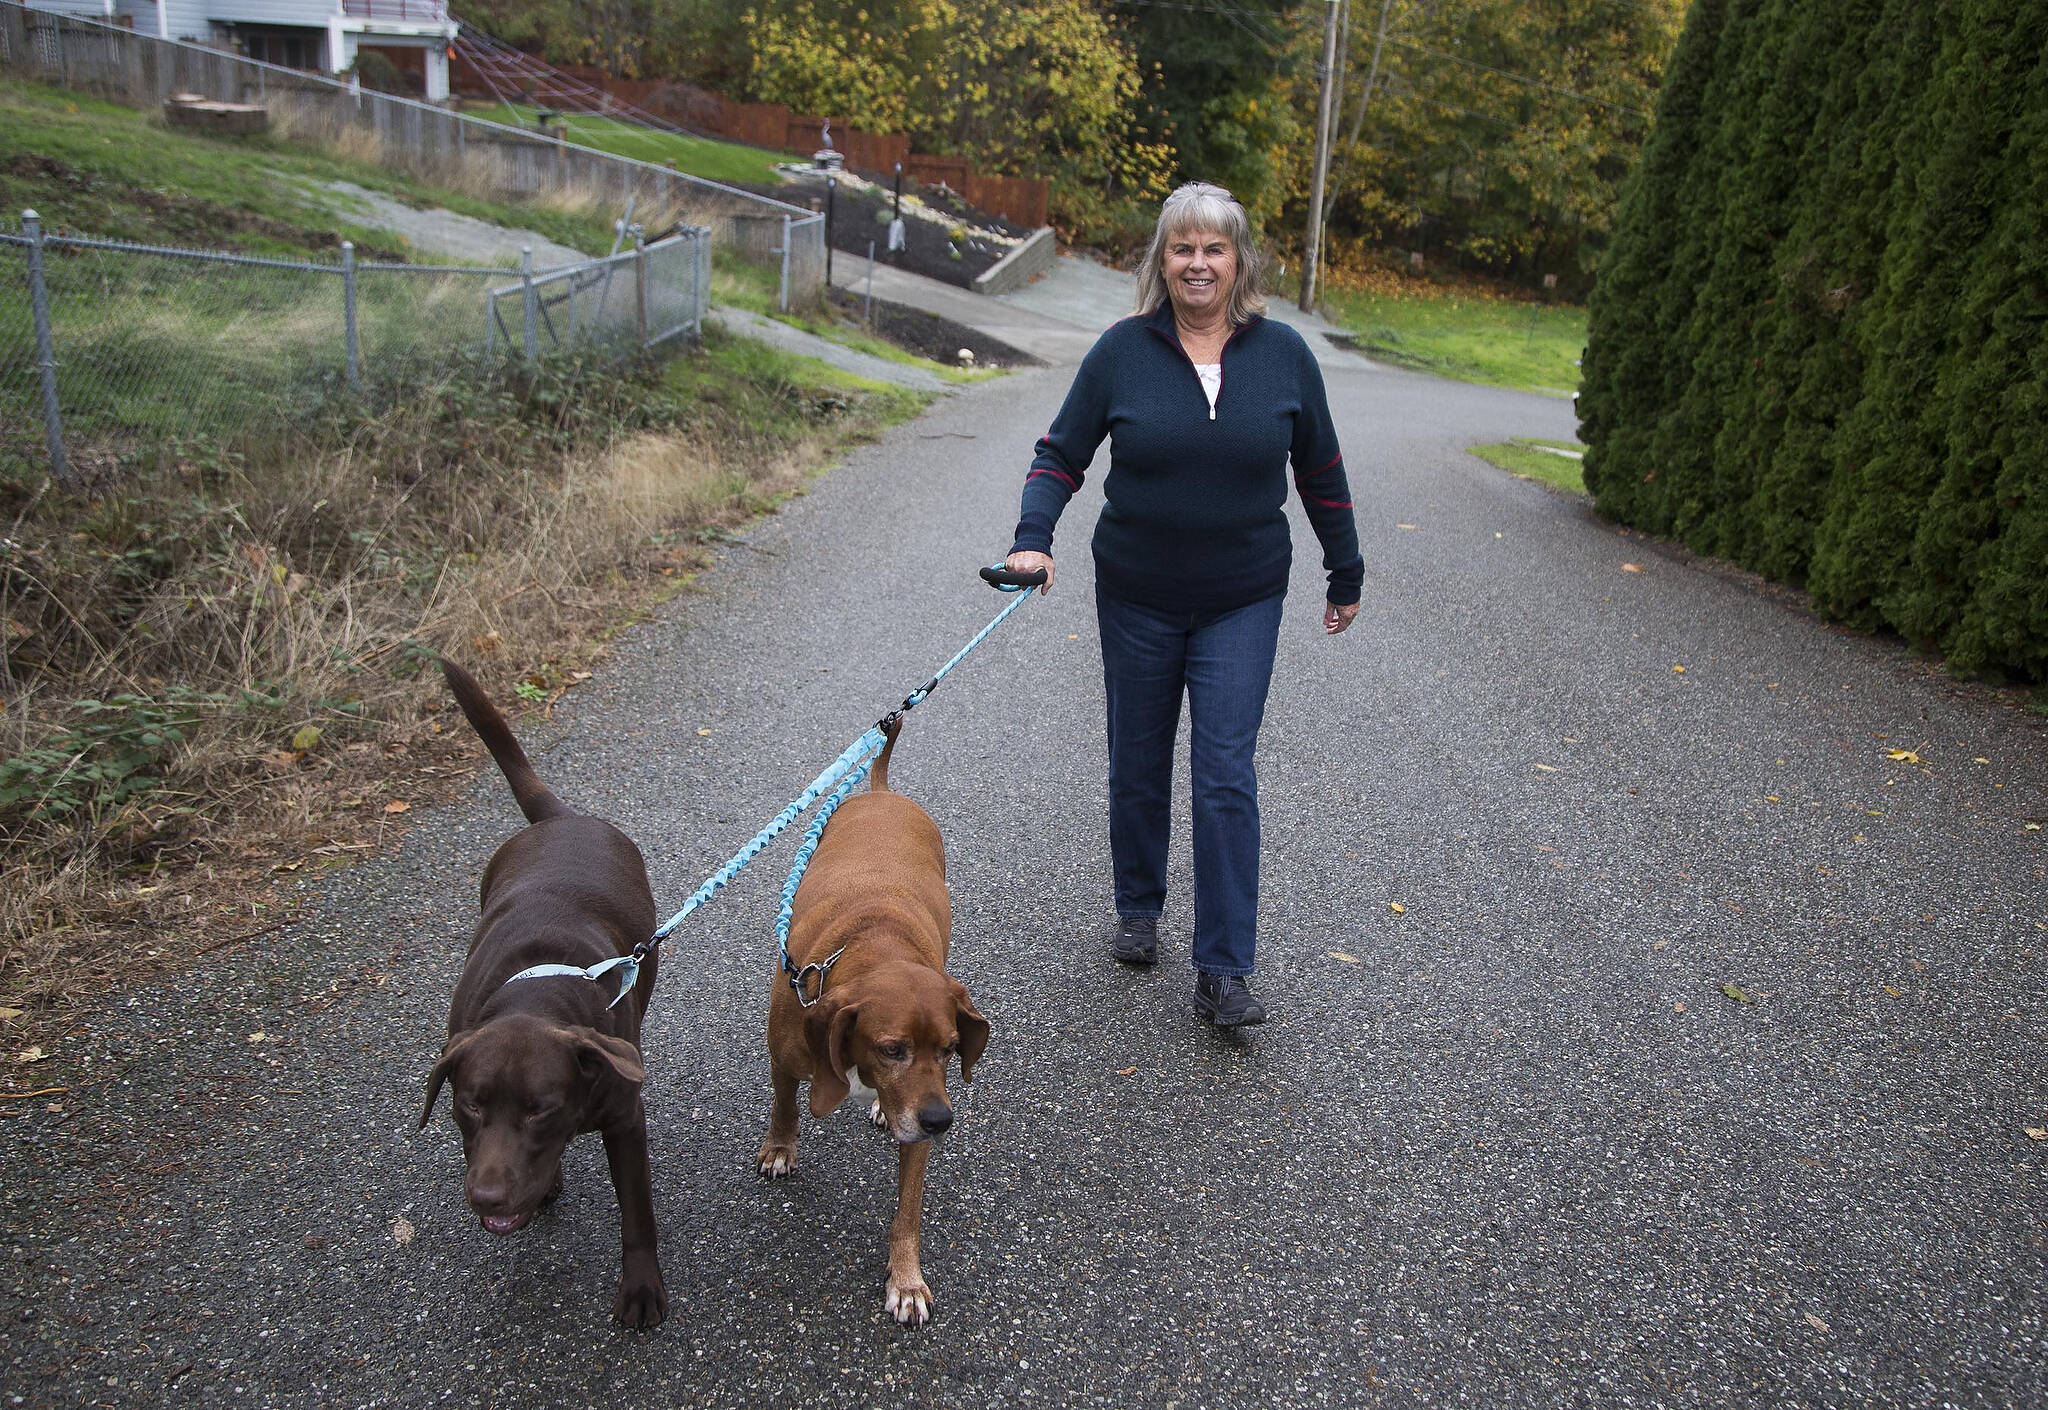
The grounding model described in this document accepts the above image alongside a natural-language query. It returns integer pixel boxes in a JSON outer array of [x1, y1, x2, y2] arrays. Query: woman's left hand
[[1323, 599, 1359, 635]]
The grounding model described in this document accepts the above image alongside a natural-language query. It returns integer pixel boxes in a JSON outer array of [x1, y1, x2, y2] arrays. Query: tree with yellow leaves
[[744, 0, 1173, 242]]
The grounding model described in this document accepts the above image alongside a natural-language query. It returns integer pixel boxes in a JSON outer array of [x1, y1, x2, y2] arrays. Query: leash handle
[[980, 563, 1048, 591]]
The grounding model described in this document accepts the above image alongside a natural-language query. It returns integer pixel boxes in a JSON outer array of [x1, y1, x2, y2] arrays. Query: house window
[[240, 29, 324, 71]]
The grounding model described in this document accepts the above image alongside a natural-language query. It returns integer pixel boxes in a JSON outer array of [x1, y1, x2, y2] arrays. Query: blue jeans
[[1096, 586, 1284, 977]]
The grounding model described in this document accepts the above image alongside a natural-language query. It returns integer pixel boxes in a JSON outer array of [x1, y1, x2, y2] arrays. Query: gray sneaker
[[1109, 915, 1158, 966]]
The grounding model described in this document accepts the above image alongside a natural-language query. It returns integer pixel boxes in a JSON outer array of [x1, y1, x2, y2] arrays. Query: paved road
[[705, 306, 955, 392], [832, 252, 1373, 373], [4, 344, 2045, 1409], [322, 182, 590, 270]]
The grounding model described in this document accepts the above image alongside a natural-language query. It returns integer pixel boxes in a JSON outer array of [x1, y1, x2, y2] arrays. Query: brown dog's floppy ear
[[418, 1031, 477, 1130], [954, 987, 990, 1083], [805, 1001, 860, 1118], [570, 1029, 646, 1086]]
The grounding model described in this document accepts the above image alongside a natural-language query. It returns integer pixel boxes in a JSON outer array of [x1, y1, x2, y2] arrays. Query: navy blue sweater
[[1010, 303, 1364, 612]]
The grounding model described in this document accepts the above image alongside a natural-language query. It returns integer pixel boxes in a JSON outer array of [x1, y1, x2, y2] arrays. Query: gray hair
[[1133, 181, 1268, 326]]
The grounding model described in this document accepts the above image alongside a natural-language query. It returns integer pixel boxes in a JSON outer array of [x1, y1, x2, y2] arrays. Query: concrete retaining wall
[[973, 226, 1057, 297]]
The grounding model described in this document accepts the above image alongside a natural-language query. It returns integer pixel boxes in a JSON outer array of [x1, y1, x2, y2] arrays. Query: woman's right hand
[[1004, 551, 1055, 595]]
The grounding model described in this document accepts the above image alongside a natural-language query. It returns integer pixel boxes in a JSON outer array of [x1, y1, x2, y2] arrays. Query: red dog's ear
[[953, 986, 990, 1083], [418, 1031, 477, 1130], [570, 1029, 646, 1086], [806, 1001, 860, 1118]]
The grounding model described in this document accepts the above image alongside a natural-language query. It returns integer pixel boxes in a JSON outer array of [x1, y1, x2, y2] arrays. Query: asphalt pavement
[[3, 309, 2044, 1409]]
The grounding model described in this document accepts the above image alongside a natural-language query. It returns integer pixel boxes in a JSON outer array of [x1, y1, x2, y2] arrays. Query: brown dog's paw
[[885, 1275, 932, 1326], [755, 1141, 798, 1179], [867, 1099, 888, 1130], [614, 1259, 668, 1329]]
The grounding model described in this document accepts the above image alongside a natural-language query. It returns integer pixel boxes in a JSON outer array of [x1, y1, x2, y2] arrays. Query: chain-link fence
[[2, 213, 709, 486], [482, 230, 709, 360], [0, 0, 826, 307]]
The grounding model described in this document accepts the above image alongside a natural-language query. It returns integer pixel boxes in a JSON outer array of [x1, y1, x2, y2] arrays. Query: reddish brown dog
[[419, 659, 668, 1329], [757, 719, 989, 1324]]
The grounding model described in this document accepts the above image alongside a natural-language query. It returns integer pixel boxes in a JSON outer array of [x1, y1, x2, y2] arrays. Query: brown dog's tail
[[868, 714, 904, 793], [440, 657, 572, 824]]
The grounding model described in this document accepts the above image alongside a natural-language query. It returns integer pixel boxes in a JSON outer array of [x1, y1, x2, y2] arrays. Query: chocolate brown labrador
[[418, 658, 667, 1329]]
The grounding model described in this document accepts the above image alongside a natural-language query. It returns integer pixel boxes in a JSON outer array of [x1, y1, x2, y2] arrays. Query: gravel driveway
[[2, 360, 2042, 1409]]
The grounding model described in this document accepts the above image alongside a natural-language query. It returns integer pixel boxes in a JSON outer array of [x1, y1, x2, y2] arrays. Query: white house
[[32, 0, 459, 101]]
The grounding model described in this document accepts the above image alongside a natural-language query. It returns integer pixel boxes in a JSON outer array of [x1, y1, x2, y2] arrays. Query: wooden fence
[[449, 57, 1050, 229]]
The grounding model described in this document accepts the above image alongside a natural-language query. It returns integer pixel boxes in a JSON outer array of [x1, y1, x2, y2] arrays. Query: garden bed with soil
[[828, 288, 1042, 369], [743, 168, 1035, 291]]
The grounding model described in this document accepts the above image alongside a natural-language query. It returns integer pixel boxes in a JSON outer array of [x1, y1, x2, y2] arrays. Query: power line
[[1108, 0, 1657, 123], [1395, 86, 1532, 131], [1106, 0, 1296, 21], [1383, 35, 1651, 118]]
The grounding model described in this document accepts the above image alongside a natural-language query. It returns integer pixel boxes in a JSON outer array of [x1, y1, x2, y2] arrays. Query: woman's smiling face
[[1162, 227, 1237, 323]]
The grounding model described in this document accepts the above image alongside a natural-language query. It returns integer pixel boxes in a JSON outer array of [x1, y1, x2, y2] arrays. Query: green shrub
[[1580, 0, 2047, 681], [0, 690, 223, 828]]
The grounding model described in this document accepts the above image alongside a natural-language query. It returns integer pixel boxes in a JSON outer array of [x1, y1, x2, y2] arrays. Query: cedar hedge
[[1578, 0, 2046, 682]]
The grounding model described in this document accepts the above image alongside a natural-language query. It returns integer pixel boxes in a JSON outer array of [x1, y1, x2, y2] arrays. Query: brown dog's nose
[[917, 1103, 953, 1137]]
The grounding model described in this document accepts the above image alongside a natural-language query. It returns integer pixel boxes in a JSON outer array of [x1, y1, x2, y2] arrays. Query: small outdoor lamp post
[[888, 161, 906, 258]]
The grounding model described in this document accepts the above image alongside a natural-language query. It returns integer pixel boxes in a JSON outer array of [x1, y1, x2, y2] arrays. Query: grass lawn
[[1321, 279, 1587, 396], [462, 102, 793, 187], [1467, 437, 1588, 495], [0, 77, 616, 259]]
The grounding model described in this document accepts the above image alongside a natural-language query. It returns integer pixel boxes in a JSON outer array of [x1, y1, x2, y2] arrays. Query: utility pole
[[1299, 0, 1342, 313]]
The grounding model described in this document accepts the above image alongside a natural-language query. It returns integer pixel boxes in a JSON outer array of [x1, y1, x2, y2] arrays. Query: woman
[[1003, 181, 1362, 1029]]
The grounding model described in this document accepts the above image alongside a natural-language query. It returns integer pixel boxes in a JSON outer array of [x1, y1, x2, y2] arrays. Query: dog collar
[[784, 946, 846, 1009], [502, 954, 640, 1009]]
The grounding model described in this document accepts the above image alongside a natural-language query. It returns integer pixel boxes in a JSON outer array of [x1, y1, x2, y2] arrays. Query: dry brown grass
[[0, 347, 915, 1053]]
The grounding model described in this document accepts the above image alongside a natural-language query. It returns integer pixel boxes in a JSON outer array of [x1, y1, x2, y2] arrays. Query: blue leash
[[504, 565, 1044, 1008]]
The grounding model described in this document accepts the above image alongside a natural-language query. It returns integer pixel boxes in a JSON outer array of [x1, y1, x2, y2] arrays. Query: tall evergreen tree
[[1579, 0, 1732, 524], [1583, 0, 2048, 681]]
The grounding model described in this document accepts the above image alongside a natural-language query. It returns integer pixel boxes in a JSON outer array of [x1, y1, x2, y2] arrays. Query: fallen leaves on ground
[[383, 800, 410, 814], [1388, 902, 1406, 914], [1328, 951, 1360, 963], [392, 1216, 415, 1246], [1720, 982, 1753, 1004], [1621, 562, 1644, 573]]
